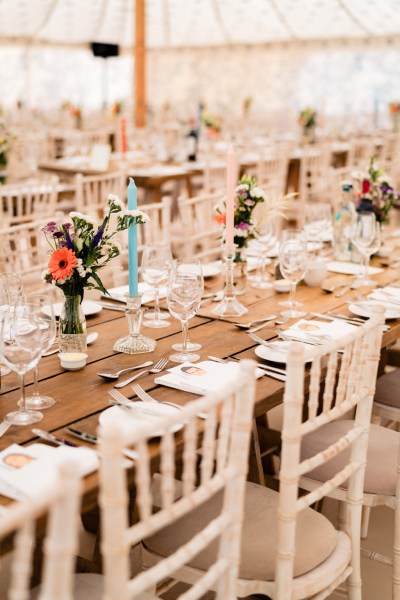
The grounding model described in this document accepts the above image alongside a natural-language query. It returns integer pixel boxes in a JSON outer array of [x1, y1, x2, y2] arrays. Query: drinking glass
[[351, 212, 381, 287], [142, 243, 173, 328], [167, 259, 203, 363], [251, 219, 279, 289], [24, 295, 57, 409], [304, 203, 332, 257], [0, 273, 24, 377], [279, 230, 308, 318], [0, 302, 44, 425]]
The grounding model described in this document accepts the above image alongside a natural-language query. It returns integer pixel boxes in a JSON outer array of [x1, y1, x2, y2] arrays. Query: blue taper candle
[[127, 178, 138, 295]]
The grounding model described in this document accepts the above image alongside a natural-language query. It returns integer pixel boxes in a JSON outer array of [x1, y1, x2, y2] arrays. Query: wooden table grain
[[2, 255, 400, 510]]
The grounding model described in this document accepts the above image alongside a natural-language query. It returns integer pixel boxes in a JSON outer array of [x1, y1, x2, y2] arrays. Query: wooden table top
[[2, 255, 400, 509]]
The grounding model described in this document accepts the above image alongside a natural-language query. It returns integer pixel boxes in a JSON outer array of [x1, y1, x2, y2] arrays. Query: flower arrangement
[[41, 195, 149, 298], [299, 107, 317, 132], [202, 112, 222, 137], [214, 174, 291, 250], [111, 101, 123, 117], [389, 102, 400, 114], [353, 157, 400, 223], [0, 121, 14, 156]]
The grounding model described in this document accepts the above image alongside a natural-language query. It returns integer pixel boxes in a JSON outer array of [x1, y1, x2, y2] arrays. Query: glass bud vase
[[59, 295, 87, 353], [233, 248, 248, 295]]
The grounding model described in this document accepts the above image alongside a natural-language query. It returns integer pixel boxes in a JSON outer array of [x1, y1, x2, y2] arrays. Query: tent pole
[[134, 0, 146, 128]]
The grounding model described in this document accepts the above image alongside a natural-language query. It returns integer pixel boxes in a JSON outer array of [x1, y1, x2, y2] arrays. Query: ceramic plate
[[201, 263, 222, 278], [254, 341, 315, 364], [327, 261, 383, 276], [348, 301, 400, 321], [99, 404, 182, 438], [42, 300, 103, 318]]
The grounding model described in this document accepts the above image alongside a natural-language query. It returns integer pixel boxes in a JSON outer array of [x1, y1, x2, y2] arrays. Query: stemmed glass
[[0, 301, 45, 425], [141, 243, 173, 328], [251, 218, 279, 289], [279, 230, 308, 318], [167, 259, 203, 363], [351, 212, 381, 287], [0, 273, 24, 377], [304, 203, 332, 257], [24, 295, 57, 409]]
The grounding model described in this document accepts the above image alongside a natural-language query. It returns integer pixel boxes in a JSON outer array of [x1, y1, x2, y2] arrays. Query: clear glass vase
[[233, 249, 247, 295], [59, 295, 87, 353]]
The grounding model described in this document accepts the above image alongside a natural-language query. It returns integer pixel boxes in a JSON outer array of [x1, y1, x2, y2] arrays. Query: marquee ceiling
[[0, 0, 400, 49]]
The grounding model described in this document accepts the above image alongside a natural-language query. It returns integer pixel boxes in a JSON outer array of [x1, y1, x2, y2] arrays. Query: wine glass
[[251, 218, 279, 289], [0, 302, 45, 425], [351, 212, 381, 287], [167, 259, 203, 363], [141, 243, 173, 328], [24, 295, 57, 409], [0, 276, 11, 377], [304, 203, 332, 257], [279, 230, 308, 318]]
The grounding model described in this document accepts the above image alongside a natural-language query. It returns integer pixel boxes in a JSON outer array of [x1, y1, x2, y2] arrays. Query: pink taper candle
[[225, 145, 237, 246]]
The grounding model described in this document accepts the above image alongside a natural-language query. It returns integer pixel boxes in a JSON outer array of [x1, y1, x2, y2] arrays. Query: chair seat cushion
[[374, 369, 400, 408], [301, 421, 399, 496], [145, 481, 337, 581]]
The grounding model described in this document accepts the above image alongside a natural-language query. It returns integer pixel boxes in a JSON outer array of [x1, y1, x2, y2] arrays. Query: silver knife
[[98, 302, 126, 312], [65, 427, 98, 444], [32, 428, 79, 447]]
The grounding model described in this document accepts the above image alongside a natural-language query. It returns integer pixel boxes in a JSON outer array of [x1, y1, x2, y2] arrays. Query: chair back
[[0, 220, 50, 291], [275, 308, 384, 597], [176, 191, 223, 261], [0, 460, 81, 600], [0, 177, 59, 226], [347, 138, 373, 169], [257, 154, 288, 194], [298, 144, 331, 206], [202, 161, 226, 193], [75, 170, 126, 219], [99, 360, 256, 600]]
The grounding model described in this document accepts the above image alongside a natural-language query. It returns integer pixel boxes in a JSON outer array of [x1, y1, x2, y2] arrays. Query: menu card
[[0, 443, 98, 501], [155, 360, 264, 395]]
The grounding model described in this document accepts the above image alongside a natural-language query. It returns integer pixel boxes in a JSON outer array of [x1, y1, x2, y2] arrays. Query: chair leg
[[338, 501, 347, 531], [361, 506, 371, 539]]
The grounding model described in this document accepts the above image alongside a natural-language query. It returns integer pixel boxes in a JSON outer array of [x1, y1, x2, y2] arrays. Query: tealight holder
[[212, 244, 248, 317], [113, 294, 156, 354]]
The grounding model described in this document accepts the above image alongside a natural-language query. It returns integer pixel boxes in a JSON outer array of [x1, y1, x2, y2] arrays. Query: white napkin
[[369, 286, 400, 308], [327, 261, 383, 276], [105, 282, 167, 304], [0, 443, 98, 501], [282, 318, 356, 342], [155, 360, 264, 395]]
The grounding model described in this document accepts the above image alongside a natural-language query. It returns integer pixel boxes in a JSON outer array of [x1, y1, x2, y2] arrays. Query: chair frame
[[99, 360, 257, 600]]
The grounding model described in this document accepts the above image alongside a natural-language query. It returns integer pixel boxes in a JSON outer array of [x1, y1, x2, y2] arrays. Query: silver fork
[[131, 384, 182, 410], [247, 331, 287, 350], [108, 389, 163, 417], [114, 357, 169, 388]]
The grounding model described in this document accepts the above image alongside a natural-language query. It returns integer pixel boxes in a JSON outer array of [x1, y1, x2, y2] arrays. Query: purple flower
[[63, 225, 73, 250], [92, 226, 104, 248], [63, 223, 72, 229], [41, 221, 58, 234], [237, 222, 250, 230], [53, 231, 64, 239]]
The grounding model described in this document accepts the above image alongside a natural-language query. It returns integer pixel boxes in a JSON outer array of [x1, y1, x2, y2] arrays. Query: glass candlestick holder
[[113, 294, 157, 354], [212, 244, 248, 317]]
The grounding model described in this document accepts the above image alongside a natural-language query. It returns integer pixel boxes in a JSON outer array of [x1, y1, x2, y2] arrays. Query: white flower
[[124, 209, 150, 222], [108, 194, 125, 210], [236, 184, 249, 193], [112, 241, 122, 253], [250, 186, 265, 199], [40, 269, 49, 282], [69, 212, 98, 228]]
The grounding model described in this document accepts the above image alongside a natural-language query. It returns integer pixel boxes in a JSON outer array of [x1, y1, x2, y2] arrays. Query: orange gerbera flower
[[214, 213, 226, 225], [48, 248, 78, 280]]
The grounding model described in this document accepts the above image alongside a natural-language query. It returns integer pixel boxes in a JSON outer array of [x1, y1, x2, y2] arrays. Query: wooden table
[[2, 256, 400, 511]]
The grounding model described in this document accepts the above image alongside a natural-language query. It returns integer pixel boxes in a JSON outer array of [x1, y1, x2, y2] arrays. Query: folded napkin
[[155, 360, 264, 395], [0, 443, 98, 501], [282, 318, 356, 343], [327, 261, 383, 276], [104, 282, 167, 304], [369, 286, 400, 308]]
